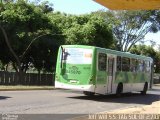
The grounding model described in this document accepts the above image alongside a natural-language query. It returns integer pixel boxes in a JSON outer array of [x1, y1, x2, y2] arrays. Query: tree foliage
[[1, 1, 160, 74], [130, 44, 160, 73], [93, 10, 159, 52], [0, 0, 61, 73], [48, 13, 114, 48], [0, 1, 114, 73]]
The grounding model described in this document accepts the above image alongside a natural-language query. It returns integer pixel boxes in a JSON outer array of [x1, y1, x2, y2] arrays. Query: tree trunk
[[5, 64, 8, 71], [0, 25, 23, 84]]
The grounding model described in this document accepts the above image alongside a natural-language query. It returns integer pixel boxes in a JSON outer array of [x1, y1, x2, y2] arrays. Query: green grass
[[0, 85, 54, 91]]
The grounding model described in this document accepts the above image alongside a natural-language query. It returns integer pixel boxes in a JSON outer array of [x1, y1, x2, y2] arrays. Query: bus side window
[[98, 53, 107, 71], [130, 59, 137, 72], [144, 61, 150, 73], [117, 56, 122, 71], [122, 57, 130, 72], [137, 60, 144, 72]]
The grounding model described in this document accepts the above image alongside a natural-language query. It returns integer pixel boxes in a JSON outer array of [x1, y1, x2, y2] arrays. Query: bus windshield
[[61, 48, 93, 64]]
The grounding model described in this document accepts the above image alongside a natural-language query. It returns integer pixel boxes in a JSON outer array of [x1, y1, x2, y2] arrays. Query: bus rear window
[[61, 48, 92, 64]]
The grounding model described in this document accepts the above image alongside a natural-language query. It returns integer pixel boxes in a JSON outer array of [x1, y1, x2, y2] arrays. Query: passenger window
[[98, 53, 107, 71], [117, 56, 122, 71], [130, 59, 138, 72], [122, 57, 130, 72], [137, 60, 144, 72], [144, 61, 150, 73]]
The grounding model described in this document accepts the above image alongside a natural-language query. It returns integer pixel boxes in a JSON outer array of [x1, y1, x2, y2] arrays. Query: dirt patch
[[105, 101, 160, 114]]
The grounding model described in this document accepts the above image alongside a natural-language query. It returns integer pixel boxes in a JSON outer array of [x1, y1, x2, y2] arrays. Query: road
[[0, 86, 159, 115]]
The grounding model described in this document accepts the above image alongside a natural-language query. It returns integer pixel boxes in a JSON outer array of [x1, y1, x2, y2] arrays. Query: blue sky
[[145, 32, 160, 47], [49, 0, 107, 14]]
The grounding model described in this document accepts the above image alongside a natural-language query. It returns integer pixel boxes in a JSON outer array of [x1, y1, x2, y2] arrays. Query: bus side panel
[[91, 48, 97, 86], [132, 72, 150, 91], [115, 71, 150, 92], [114, 71, 131, 93]]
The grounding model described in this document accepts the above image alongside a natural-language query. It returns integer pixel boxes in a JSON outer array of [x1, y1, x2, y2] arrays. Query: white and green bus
[[55, 45, 153, 96]]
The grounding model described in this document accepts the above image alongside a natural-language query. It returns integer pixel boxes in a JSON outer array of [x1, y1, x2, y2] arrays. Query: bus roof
[[61, 45, 153, 62], [94, 0, 160, 10], [100, 47, 153, 62]]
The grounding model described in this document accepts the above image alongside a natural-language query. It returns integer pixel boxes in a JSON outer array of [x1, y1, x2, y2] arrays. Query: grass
[[0, 85, 54, 91]]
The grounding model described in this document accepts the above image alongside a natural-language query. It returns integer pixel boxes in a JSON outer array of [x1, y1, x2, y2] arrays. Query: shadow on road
[[0, 96, 11, 100], [68, 92, 160, 105], [151, 88, 160, 92]]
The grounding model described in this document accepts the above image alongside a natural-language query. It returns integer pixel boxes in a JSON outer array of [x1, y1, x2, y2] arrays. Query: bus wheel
[[116, 83, 123, 97], [141, 82, 148, 95], [83, 91, 95, 96]]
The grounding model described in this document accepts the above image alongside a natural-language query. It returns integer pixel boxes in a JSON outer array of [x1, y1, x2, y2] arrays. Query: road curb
[[0, 89, 55, 91], [0, 86, 55, 91]]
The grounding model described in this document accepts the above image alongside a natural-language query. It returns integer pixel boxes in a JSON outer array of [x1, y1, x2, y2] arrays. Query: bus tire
[[116, 83, 123, 97], [141, 82, 148, 95], [83, 91, 95, 96]]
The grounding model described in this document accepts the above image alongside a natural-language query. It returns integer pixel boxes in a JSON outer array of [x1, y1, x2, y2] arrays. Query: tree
[[130, 44, 156, 58], [0, 25, 22, 72], [93, 10, 157, 51], [130, 44, 160, 73], [48, 13, 114, 49], [0, 0, 61, 73], [148, 10, 160, 33]]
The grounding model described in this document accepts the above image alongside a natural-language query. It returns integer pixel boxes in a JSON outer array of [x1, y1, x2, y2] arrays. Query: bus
[[55, 45, 153, 96]]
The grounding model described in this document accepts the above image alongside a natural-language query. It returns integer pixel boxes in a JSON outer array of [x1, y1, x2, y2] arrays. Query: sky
[[50, 0, 107, 15], [48, 0, 160, 46]]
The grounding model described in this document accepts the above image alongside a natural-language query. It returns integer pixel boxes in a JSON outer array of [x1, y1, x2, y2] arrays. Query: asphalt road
[[0, 86, 159, 115]]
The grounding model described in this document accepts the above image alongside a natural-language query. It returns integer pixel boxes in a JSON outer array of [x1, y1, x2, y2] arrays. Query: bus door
[[107, 56, 115, 93], [95, 52, 107, 94]]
